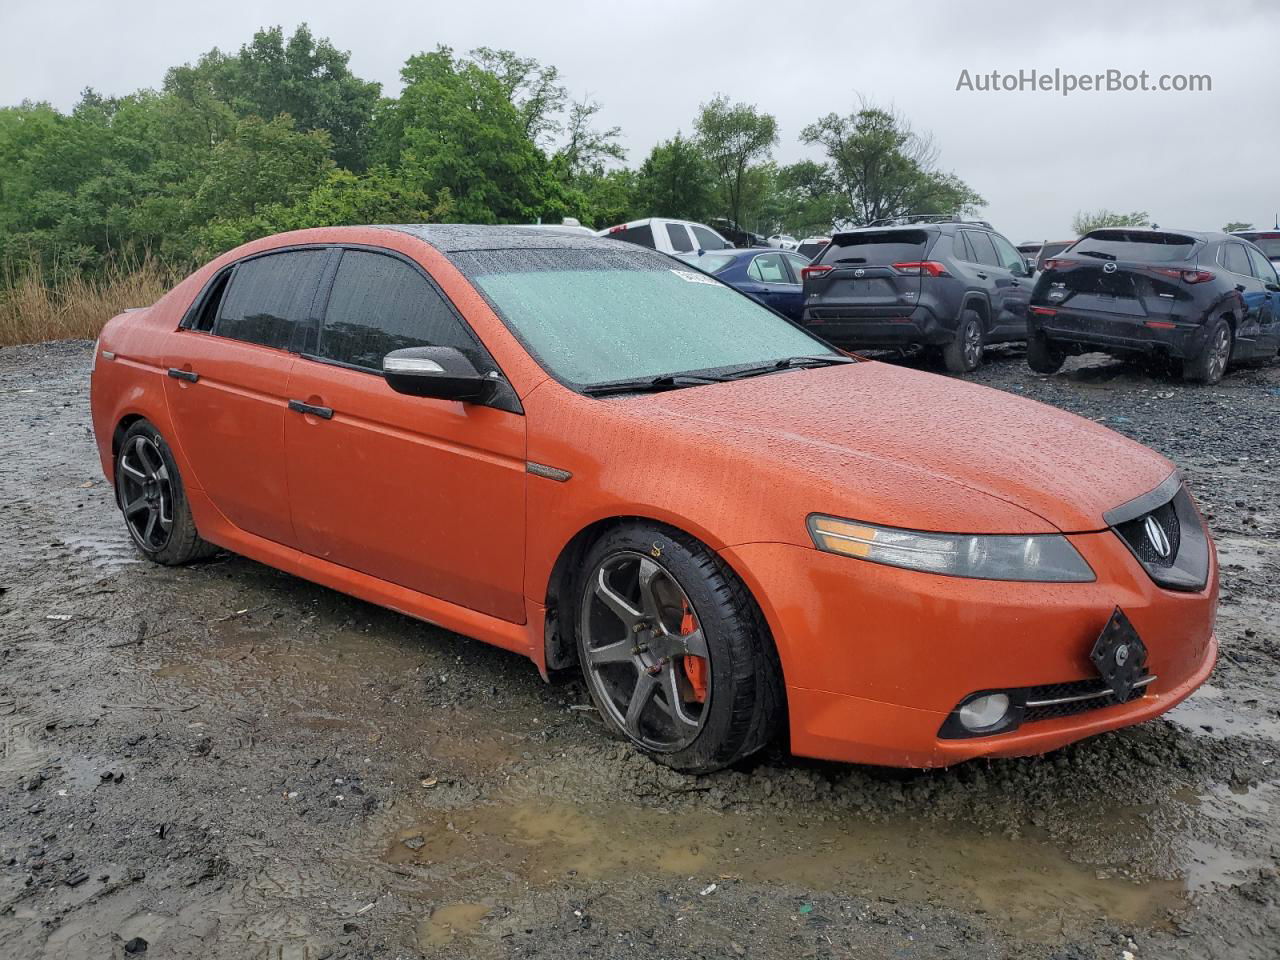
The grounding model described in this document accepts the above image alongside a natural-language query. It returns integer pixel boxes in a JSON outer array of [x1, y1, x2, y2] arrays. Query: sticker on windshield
[[670, 269, 722, 286]]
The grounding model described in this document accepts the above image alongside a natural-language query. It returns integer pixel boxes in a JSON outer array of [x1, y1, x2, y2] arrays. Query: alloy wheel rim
[[964, 321, 982, 365], [118, 436, 174, 551], [1209, 327, 1230, 379], [579, 551, 710, 751]]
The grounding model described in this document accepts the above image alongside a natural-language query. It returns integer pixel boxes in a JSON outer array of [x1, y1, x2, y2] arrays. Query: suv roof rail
[[864, 214, 994, 229]]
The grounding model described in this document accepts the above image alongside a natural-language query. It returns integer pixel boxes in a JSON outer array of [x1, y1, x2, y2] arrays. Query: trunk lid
[[1032, 230, 1202, 318]]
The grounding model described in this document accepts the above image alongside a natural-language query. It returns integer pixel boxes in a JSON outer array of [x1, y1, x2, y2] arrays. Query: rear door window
[[819, 230, 929, 266], [1071, 231, 1198, 263], [317, 250, 495, 373], [215, 250, 329, 351], [665, 223, 695, 253], [1221, 242, 1252, 277], [691, 224, 727, 250], [747, 253, 791, 284], [965, 231, 1001, 267], [606, 224, 655, 248], [783, 253, 810, 282]]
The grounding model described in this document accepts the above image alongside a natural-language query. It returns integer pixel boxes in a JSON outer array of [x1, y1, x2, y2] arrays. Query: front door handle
[[976, 272, 989, 280], [167, 368, 199, 383], [288, 399, 334, 420]]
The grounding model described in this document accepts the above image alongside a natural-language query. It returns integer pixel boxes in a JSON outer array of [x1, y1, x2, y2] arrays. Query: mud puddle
[[1167, 683, 1280, 743], [383, 798, 1185, 941]]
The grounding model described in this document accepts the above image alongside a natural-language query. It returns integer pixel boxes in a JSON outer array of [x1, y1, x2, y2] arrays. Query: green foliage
[[1070, 209, 1151, 235], [801, 103, 983, 227], [633, 134, 713, 222], [695, 96, 778, 231], [1222, 221, 1254, 233]]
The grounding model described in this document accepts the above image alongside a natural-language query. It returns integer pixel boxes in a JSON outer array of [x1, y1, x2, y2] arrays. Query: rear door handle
[[167, 368, 199, 383], [288, 399, 334, 420]]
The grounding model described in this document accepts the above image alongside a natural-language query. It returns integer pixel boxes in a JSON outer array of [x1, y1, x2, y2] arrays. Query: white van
[[597, 218, 732, 255]]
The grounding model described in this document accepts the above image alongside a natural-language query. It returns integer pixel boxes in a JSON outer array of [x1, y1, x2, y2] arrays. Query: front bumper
[[1031, 308, 1209, 359], [720, 531, 1218, 768], [801, 305, 953, 349]]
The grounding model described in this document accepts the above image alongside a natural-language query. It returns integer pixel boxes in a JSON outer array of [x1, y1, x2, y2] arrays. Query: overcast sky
[[3, 0, 1276, 242]]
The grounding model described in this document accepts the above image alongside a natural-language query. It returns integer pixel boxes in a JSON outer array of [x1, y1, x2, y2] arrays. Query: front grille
[[1021, 674, 1151, 724], [1114, 499, 1181, 568]]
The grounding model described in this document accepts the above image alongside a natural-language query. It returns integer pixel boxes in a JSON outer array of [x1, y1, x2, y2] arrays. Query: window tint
[[606, 224, 655, 248], [318, 251, 493, 373], [747, 253, 791, 284], [216, 250, 328, 350], [1246, 245, 1278, 283], [691, 225, 727, 250], [965, 231, 1001, 267], [665, 223, 694, 253], [990, 234, 1026, 273], [1221, 243, 1251, 276], [1070, 231, 1197, 263], [820, 230, 929, 265]]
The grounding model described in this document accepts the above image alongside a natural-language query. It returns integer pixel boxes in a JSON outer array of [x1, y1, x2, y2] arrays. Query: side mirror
[[382, 346, 495, 402]]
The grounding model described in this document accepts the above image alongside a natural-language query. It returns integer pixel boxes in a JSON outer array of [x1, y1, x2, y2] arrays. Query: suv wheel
[[943, 309, 985, 373], [1185, 317, 1232, 385], [572, 523, 782, 774], [1026, 334, 1065, 374]]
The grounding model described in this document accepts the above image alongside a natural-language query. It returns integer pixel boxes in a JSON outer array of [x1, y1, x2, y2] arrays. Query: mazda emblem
[[1143, 515, 1172, 559], [854, 268, 866, 278], [1115, 644, 1129, 667], [1103, 262, 1118, 274]]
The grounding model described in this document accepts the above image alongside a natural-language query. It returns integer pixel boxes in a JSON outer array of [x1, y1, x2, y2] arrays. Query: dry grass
[[0, 257, 178, 347]]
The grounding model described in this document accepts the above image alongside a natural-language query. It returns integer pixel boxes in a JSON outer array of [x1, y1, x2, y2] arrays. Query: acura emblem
[[1103, 262, 1118, 273], [1143, 515, 1172, 559], [854, 268, 866, 278], [1115, 643, 1130, 667]]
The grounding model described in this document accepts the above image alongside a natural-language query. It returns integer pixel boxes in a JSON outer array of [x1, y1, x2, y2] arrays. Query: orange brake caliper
[[679, 599, 708, 703]]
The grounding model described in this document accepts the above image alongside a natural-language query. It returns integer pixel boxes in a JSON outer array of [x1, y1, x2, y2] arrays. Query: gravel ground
[[0, 339, 1277, 960]]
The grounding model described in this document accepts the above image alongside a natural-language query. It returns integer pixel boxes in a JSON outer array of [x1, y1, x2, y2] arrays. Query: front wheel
[[1026, 334, 1065, 374], [573, 524, 782, 774], [115, 420, 216, 565], [942, 309, 985, 373], [1184, 317, 1232, 385]]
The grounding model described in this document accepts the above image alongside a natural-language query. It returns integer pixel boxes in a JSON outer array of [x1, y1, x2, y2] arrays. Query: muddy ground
[[0, 340, 1277, 960]]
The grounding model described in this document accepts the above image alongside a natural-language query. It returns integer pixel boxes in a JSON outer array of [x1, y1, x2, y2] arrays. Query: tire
[[572, 522, 783, 774], [115, 420, 216, 565], [1026, 334, 1065, 374], [942, 309, 985, 373], [1184, 317, 1232, 385]]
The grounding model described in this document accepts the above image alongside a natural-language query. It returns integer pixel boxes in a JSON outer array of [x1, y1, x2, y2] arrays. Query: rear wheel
[[115, 420, 215, 565], [573, 523, 782, 774], [942, 309, 985, 373], [1184, 317, 1232, 385], [1026, 334, 1065, 374]]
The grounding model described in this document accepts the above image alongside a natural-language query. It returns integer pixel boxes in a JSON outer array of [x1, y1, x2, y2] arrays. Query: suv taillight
[[1042, 258, 1079, 271], [801, 264, 834, 281], [892, 261, 947, 277], [1181, 269, 1215, 284]]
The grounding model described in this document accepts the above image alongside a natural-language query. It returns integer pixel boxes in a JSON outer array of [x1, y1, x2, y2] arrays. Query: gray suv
[[799, 216, 1032, 371]]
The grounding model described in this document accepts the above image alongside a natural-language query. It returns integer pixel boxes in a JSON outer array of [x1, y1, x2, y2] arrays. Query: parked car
[[677, 248, 812, 320], [1035, 240, 1073, 272], [1017, 242, 1043, 272], [766, 234, 799, 251], [795, 236, 829, 260], [1027, 228, 1280, 384], [708, 218, 768, 248], [598, 217, 731, 255], [799, 217, 1033, 371], [513, 217, 595, 236], [91, 224, 1218, 773], [1231, 229, 1280, 265]]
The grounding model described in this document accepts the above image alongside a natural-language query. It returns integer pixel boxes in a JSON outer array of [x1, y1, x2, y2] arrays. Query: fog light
[[958, 693, 1011, 732]]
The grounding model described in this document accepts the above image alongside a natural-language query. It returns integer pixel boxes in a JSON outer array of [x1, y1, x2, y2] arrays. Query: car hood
[[614, 361, 1173, 535]]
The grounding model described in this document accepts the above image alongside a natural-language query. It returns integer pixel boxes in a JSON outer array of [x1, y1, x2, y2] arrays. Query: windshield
[[820, 230, 931, 265], [1069, 230, 1197, 263], [454, 247, 835, 387]]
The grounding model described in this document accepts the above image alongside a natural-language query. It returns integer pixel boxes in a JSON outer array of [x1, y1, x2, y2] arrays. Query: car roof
[[385, 223, 620, 252]]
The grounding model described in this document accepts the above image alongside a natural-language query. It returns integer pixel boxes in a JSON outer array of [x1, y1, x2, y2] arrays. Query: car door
[[164, 247, 333, 547], [957, 230, 1001, 335], [1244, 244, 1280, 356], [1220, 241, 1266, 353], [989, 233, 1032, 338], [741, 252, 802, 319], [283, 247, 528, 624]]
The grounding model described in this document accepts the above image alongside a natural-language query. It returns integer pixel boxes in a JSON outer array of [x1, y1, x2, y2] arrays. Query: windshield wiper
[[1077, 250, 1117, 261], [581, 373, 728, 397], [723, 355, 858, 381]]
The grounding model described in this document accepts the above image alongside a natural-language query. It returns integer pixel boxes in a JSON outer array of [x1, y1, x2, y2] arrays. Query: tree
[[633, 133, 713, 222], [1070, 209, 1150, 235], [1222, 221, 1254, 233], [801, 101, 982, 227], [468, 47, 567, 147], [774, 160, 844, 236], [695, 96, 778, 230], [165, 25, 380, 171]]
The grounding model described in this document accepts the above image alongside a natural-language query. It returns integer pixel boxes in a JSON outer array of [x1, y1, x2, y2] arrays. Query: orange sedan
[[89, 226, 1219, 772]]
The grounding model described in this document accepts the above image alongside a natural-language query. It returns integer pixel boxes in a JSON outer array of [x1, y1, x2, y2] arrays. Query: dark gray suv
[[799, 216, 1032, 371]]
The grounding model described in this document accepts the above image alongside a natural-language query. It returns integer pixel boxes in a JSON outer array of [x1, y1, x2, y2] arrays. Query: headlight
[[807, 515, 1095, 582]]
